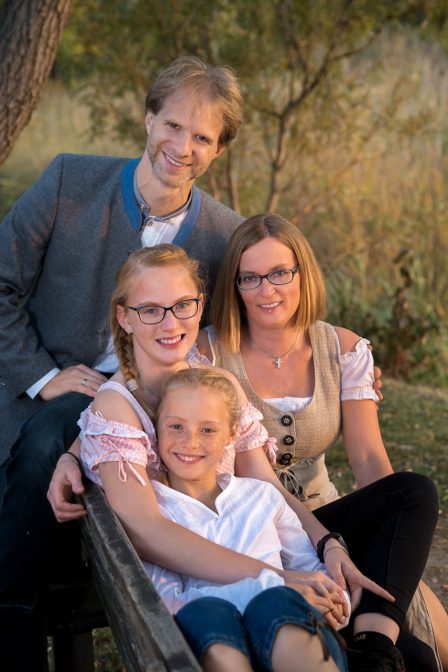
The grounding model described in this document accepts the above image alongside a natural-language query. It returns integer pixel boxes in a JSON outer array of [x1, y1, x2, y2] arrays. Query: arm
[[335, 326, 393, 487], [0, 155, 107, 398], [342, 400, 393, 487], [47, 437, 87, 521], [0, 156, 64, 393], [79, 388, 285, 583], [235, 447, 394, 605]]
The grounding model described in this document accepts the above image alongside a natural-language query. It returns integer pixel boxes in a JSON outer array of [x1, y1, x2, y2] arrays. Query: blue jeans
[[175, 587, 348, 672]]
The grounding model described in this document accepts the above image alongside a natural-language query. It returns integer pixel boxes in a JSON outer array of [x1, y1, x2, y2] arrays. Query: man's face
[[145, 88, 226, 191]]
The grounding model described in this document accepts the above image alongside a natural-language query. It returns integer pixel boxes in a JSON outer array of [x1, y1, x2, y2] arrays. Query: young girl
[[144, 367, 349, 672]]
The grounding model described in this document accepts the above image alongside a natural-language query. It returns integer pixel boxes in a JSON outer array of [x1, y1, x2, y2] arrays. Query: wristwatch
[[316, 532, 349, 563]]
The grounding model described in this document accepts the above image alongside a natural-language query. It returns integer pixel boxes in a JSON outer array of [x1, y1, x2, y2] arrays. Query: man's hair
[[145, 56, 243, 146], [212, 213, 327, 353]]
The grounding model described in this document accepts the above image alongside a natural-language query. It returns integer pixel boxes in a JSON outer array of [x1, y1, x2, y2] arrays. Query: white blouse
[[203, 326, 379, 412], [143, 474, 351, 623]]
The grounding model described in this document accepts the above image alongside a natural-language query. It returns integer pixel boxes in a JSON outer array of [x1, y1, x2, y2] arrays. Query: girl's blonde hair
[[212, 213, 327, 352], [110, 244, 204, 415], [156, 368, 240, 430]]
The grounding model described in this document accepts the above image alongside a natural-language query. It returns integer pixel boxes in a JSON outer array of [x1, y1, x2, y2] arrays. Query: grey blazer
[[0, 153, 244, 459]]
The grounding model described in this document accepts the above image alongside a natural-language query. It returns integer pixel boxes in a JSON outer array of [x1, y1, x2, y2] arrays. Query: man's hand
[[40, 365, 107, 400], [47, 452, 86, 522], [322, 543, 394, 610], [373, 366, 383, 402], [367, 341, 383, 401]]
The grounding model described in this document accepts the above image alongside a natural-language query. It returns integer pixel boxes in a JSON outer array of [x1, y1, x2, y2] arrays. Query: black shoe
[[346, 645, 405, 672]]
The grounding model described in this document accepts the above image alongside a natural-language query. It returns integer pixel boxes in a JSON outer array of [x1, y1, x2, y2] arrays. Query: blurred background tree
[[1, 0, 447, 384], [0, 0, 73, 164]]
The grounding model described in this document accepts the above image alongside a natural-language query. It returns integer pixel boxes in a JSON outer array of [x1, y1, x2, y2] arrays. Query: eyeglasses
[[127, 297, 201, 324], [236, 266, 299, 290]]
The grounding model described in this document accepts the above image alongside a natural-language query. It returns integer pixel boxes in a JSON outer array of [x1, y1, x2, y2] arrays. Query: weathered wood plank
[[80, 482, 201, 672]]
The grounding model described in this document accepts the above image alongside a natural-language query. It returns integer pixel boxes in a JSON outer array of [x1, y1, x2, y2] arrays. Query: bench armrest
[[79, 481, 201, 671]]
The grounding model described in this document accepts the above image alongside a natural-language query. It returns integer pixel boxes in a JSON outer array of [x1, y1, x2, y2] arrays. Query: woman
[[206, 212, 446, 671], [51, 243, 438, 671]]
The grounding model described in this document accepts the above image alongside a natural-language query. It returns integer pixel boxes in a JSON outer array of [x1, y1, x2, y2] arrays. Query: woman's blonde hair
[[156, 368, 240, 430], [212, 213, 327, 352], [111, 244, 204, 415]]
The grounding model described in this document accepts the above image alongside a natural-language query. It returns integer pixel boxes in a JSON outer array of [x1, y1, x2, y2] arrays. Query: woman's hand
[[282, 571, 347, 629], [322, 542, 395, 610], [47, 452, 86, 522]]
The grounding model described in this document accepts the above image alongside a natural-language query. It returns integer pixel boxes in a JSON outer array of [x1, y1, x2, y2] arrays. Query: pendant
[[274, 357, 282, 368]]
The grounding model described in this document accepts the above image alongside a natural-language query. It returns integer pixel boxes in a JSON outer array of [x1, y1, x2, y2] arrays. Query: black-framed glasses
[[127, 297, 201, 324], [236, 266, 299, 290]]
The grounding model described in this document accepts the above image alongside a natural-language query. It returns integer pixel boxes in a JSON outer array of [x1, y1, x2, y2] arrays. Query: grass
[[327, 377, 448, 509], [90, 377, 448, 670]]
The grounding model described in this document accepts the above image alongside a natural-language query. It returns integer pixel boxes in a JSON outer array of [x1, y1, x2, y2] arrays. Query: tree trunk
[[0, 0, 73, 166]]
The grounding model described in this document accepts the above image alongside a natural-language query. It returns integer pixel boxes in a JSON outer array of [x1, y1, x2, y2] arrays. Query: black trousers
[[314, 471, 439, 671]]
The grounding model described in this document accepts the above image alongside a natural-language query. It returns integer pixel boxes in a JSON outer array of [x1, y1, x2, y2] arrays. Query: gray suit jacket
[[0, 153, 244, 459]]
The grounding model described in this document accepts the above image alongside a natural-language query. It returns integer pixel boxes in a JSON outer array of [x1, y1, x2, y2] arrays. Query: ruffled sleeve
[[185, 342, 212, 366], [234, 403, 278, 465], [78, 406, 160, 488], [339, 337, 379, 402]]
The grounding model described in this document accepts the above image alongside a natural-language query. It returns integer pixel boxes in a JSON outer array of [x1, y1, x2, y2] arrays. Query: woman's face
[[117, 265, 203, 370], [237, 238, 300, 331]]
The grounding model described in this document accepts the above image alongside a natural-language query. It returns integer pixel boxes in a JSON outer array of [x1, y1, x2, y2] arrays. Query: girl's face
[[117, 265, 203, 370], [157, 386, 235, 486], [237, 238, 300, 331]]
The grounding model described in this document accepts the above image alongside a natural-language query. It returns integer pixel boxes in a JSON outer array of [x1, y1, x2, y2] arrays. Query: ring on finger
[[81, 378, 89, 387]]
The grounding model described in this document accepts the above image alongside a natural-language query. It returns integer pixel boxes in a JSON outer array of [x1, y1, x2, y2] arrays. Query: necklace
[[250, 331, 301, 369]]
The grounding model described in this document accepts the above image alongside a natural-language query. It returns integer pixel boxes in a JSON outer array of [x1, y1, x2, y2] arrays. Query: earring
[[127, 328, 133, 335]]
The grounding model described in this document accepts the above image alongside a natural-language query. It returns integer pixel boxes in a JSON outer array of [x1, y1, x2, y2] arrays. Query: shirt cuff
[[26, 368, 60, 399]]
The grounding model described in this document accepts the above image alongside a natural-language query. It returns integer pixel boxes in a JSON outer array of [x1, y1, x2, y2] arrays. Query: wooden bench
[[50, 480, 201, 672]]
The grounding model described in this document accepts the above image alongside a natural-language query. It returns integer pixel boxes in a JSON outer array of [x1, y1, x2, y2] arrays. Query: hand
[[281, 569, 349, 627], [373, 366, 383, 402], [40, 365, 108, 400], [367, 340, 383, 401], [47, 452, 86, 522], [283, 578, 346, 629], [322, 543, 395, 610]]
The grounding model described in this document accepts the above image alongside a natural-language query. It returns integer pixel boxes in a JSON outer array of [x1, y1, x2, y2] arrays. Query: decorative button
[[283, 435, 295, 446], [281, 414, 293, 426], [278, 451, 293, 466]]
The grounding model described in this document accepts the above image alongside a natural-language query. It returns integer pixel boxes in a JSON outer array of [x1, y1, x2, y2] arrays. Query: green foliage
[[327, 377, 448, 509], [3, 3, 448, 383]]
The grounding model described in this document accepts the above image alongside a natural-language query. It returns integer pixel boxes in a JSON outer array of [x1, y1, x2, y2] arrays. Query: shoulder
[[196, 329, 213, 360], [333, 325, 362, 356], [197, 189, 245, 225], [212, 365, 247, 403], [54, 153, 129, 182], [92, 386, 142, 429]]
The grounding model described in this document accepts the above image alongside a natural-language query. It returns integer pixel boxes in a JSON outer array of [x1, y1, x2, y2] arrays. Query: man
[[0, 56, 244, 671]]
